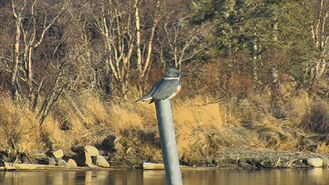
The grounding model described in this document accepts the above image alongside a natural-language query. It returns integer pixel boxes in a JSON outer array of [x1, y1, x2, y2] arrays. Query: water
[[0, 168, 329, 185]]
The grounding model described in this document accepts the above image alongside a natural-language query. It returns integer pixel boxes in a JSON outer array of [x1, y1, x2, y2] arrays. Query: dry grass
[[121, 100, 156, 129], [0, 96, 44, 153], [302, 101, 329, 133], [40, 117, 75, 151], [237, 94, 271, 126], [1, 89, 329, 159], [172, 96, 224, 159], [286, 91, 311, 126], [47, 94, 146, 148], [51, 99, 85, 133], [107, 105, 144, 133], [173, 96, 222, 129], [253, 115, 298, 150], [79, 95, 110, 125], [315, 143, 329, 154]]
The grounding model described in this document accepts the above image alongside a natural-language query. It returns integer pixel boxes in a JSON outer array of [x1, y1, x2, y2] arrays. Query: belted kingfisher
[[136, 68, 182, 103]]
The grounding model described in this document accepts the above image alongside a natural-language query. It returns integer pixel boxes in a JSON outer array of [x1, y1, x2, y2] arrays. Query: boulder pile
[[43, 145, 110, 168]]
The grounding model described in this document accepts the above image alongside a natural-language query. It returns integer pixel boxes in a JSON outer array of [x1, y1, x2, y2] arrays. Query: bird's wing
[[152, 79, 179, 100], [135, 79, 163, 102]]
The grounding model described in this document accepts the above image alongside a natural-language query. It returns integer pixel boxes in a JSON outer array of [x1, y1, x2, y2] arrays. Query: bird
[[136, 68, 182, 103]]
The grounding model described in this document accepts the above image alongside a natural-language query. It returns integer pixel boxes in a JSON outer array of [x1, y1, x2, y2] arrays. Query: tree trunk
[[32, 79, 43, 112], [271, 67, 281, 99], [11, 14, 21, 101], [135, 0, 142, 75], [135, 0, 160, 95], [252, 38, 258, 90], [28, 47, 34, 106], [272, 15, 278, 41], [120, 81, 127, 99], [104, 59, 112, 101]]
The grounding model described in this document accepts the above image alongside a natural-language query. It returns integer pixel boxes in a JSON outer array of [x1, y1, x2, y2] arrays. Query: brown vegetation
[[1, 81, 329, 166], [1, 0, 329, 167]]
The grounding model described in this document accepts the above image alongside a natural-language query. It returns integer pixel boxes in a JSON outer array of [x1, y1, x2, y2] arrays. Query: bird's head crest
[[165, 68, 180, 78]]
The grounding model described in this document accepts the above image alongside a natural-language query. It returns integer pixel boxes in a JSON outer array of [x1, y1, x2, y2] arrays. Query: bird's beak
[[180, 71, 188, 77]]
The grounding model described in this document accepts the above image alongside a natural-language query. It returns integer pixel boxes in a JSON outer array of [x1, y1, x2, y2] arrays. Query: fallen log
[[1, 162, 102, 171], [143, 162, 191, 170]]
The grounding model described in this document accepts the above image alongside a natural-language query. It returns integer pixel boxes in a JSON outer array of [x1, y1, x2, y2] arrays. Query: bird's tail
[[134, 95, 152, 103]]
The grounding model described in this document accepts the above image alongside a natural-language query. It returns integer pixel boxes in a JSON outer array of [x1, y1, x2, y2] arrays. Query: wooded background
[[1, 0, 329, 124]]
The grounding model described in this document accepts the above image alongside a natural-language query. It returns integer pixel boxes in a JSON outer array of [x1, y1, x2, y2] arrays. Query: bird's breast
[[167, 84, 181, 99]]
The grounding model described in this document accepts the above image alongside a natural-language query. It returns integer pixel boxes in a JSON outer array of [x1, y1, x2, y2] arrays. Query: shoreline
[[1, 148, 328, 171]]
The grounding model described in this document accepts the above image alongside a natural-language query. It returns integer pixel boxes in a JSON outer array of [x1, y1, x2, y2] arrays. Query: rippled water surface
[[1, 168, 329, 185]]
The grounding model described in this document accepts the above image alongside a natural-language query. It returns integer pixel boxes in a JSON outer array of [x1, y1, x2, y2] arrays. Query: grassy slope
[[0, 87, 329, 167]]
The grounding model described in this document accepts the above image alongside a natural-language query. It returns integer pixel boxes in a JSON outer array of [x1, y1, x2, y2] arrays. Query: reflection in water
[[1, 169, 329, 185]]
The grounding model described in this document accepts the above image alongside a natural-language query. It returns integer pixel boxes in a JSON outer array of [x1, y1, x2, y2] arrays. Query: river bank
[[1, 89, 329, 171], [1, 146, 328, 171]]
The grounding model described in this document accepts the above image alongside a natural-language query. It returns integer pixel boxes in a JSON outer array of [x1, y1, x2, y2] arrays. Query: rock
[[57, 159, 68, 167], [86, 163, 98, 168], [52, 149, 64, 159], [206, 156, 213, 164], [85, 151, 92, 166], [47, 157, 57, 166], [74, 150, 93, 166], [307, 158, 323, 168], [98, 149, 108, 156], [33, 152, 47, 160], [84, 145, 99, 156], [95, 155, 110, 168], [102, 135, 116, 151], [67, 159, 78, 168]]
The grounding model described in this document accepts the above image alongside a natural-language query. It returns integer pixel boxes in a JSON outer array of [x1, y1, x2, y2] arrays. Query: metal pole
[[155, 99, 183, 185]]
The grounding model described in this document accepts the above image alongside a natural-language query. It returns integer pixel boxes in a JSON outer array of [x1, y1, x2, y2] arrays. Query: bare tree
[[10, 0, 26, 101], [135, 0, 161, 93], [310, 0, 329, 84], [20, 0, 64, 109], [9, 0, 65, 109], [160, 19, 207, 70], [94, 0, 136, 97]]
